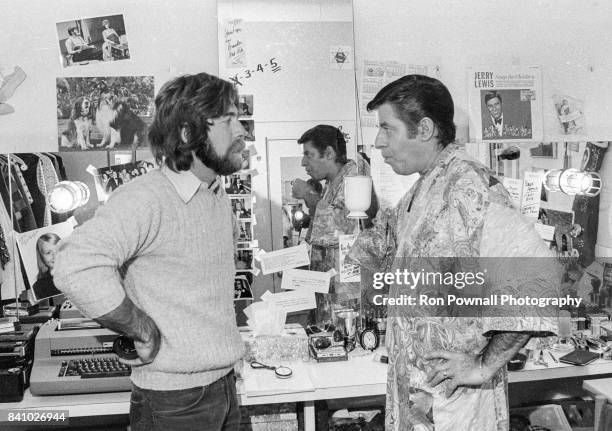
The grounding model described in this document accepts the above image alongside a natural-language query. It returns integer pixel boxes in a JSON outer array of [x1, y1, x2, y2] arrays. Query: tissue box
[[240, 323, 309, 362]]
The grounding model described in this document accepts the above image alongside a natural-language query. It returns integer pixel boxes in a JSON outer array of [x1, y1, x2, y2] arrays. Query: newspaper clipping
[[468, 66, 543, 142]]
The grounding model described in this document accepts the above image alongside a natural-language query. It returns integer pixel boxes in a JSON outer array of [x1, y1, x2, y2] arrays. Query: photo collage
[[55, 14, 155, 152], [229, 94, 256, 301]]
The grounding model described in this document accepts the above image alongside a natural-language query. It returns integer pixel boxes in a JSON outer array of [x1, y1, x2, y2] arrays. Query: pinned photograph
[[57, 76, 154, 151], [231, 197, 252, 220], [530, 143, 558, 158], [224, 173, 252, 195], [238, 94, 253, 118], [240, 149, 251, 171], [15, 221, 75, 302], [553, 95, 585, 135], [234, 271, 254, 300], [240, 120, 255, 141], [56, 14, 130, 68], [237, 221, 253, 242], [92, 160, 156, 202], [539, 208, 575, 254], [236, 249, 253, 270]]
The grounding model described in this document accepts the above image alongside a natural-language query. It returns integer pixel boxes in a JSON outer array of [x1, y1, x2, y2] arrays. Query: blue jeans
[[130, 371, 240, 431]]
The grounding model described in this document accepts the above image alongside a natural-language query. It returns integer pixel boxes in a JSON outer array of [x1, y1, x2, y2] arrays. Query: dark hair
[[148, 73, 238, 171], [484, 91, 502, 105], [67, 27, 78, 36], [297, 125, 347, 164], [367, 74, 456, 147]]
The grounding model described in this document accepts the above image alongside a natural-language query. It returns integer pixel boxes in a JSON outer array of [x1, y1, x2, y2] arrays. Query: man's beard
[[195, 139, 243, 176]]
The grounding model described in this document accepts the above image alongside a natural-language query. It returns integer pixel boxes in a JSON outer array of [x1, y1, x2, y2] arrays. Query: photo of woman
[[56, 14, 130, 67], [15, 220, 75, 302], [32, 233, 63, 301]]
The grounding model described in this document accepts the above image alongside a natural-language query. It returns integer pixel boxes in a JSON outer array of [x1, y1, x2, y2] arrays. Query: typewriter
[[30, 319, 131, 395]]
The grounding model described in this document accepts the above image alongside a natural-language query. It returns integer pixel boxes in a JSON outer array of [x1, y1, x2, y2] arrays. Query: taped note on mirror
[[280, 268, 331, 293], [261, 289, 316, 313], [259, 244, 310, 274]]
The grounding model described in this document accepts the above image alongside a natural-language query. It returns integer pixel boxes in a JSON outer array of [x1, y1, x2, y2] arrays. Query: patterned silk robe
[[307, 155, 370, 301], [349, 144, 559, 431]]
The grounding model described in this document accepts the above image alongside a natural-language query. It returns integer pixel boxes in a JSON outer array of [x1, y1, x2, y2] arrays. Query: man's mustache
[[230, 139, 245, 152]]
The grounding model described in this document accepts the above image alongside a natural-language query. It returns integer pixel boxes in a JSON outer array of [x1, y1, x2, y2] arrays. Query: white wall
[[353, 0, 612, 143], [0, 0, 219, 153]]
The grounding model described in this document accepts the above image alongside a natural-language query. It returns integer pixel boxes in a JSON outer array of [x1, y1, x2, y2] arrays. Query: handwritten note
[[224, 19, 246, 68], [502, 177, 523, 209], [261, 289, 316, 313], [228, 57, 282, 87], [281, 269, 330, 293], [521, 171, 543, 218], [258, 244, 310, 275]]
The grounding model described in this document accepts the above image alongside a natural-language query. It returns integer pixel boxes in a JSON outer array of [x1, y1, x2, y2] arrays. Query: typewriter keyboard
[[59, 357, 131, 378]]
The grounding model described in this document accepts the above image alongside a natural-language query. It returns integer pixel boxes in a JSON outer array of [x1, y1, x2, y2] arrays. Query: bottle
[[374, 308, 386, 347]]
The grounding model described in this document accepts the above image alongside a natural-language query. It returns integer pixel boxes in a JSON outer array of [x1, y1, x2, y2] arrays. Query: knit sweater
[[53, 168, 245, 390]]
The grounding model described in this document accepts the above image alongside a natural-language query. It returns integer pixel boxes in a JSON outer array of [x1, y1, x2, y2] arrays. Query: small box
[[0, 366, 26, 403], [241, 323, 309, 363], [308, 332, 347, 362], [239, 403, 298, 431]]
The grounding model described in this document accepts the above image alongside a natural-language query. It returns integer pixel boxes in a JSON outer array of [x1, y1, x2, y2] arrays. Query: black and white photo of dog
[[57, 76, 154, 151], [95, 86, 120, 148], [60, 96, 94, 149], [103, 100, 147, 149]]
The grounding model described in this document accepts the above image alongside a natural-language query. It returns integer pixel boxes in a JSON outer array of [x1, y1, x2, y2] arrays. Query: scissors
[[250, 361, 293, 379]]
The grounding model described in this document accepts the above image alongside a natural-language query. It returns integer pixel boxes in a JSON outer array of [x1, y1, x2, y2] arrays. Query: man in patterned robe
[[292, 124, 376, 325], [349, 75, 560, 430]]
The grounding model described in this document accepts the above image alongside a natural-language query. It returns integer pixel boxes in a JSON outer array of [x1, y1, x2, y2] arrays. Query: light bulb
[[48, 181, 90, 213], [293, 210, 305, 222], [543, 169, 563, 193], [543, 169, 602, 197]]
